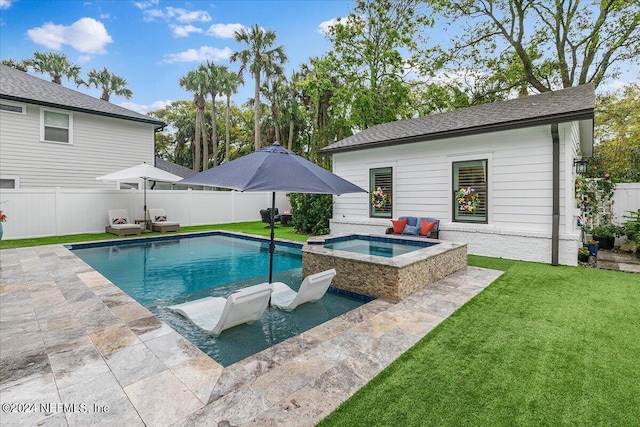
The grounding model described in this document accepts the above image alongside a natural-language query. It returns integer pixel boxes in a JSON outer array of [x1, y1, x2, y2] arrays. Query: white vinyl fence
[[0, 188, 290, 240], [612, 183, 640, 224]]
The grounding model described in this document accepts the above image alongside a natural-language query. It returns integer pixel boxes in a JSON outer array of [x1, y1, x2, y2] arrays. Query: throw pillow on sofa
[[391, 218, 408, 233], [402, 224, 420, 235], [420, 220, 436, 236]]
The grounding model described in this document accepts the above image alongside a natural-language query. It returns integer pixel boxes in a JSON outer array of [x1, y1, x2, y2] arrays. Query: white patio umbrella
[[96, 162, 182, 223]]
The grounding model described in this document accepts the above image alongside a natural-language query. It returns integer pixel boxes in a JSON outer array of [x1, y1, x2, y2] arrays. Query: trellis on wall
[[575, 177, 616, 229]]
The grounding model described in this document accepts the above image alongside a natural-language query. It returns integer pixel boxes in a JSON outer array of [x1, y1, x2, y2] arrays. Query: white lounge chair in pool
[[168, 283, 273, 337], [148, 208, 180, 233], [105, 209, 142, 236], [270, 269, 337, 312]]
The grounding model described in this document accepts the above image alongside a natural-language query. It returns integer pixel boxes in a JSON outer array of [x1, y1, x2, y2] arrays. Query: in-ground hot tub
[[303, 234, 467, 302]]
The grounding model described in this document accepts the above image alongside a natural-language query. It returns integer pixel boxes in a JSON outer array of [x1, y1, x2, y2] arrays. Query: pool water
[[71, 233, 365, 366], [324, 236, 431, 257]]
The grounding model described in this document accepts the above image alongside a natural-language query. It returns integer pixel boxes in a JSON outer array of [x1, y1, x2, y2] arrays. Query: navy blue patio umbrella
[[179, 142, 366, 283]]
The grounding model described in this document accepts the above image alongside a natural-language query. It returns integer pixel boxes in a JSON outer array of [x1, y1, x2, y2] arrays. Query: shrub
[[590, 223, 624, 239], [622, 209, 640, 240], [288, 193, 333, 235]]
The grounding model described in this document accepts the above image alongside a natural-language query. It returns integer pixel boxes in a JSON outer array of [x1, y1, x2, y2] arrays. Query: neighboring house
[[321, 84, 595, 266], [0, 64, 165, 189], [153, 156, 200, 190]]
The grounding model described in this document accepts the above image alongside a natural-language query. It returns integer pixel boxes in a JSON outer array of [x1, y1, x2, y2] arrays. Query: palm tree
[[26, 51, 81, 85], [77, 67, 133, 102], [218, 68, 243, 163], [199, 61, 228, 168], [180, 70, 209, 171], [1, 59, 28, 72], [230, 24, 287, 152]]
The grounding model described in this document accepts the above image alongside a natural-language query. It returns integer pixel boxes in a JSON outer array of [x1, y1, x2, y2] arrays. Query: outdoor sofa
[[386, 216, 440, 239], [148, 208, 180, 233]]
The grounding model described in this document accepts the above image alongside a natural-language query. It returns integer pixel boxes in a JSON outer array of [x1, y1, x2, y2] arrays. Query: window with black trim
[[370, 167, 392, 218], [41, 109, 72, 144], [453, 160, 487, 223]]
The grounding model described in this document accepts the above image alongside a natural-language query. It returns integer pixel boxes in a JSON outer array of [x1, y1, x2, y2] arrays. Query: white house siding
[[330, 123, 582, 265], [0, 103, 155, 188]]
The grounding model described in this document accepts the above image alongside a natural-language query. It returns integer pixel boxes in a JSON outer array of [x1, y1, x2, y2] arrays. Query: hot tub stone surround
[[303, 234, 467, 303]]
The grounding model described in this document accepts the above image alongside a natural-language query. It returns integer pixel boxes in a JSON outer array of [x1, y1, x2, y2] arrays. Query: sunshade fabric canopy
[[96, 163, 182, 183], [178, 142, 365, 195], [178, 142, 366, 286], [96, 162, 182, 224]]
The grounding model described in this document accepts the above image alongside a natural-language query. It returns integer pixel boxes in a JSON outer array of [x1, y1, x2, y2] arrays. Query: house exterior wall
[[0, 102, 155, 188], [329, 123, 583, 265]]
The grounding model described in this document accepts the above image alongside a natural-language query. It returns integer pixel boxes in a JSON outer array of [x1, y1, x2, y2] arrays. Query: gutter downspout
[[551, 123, 559, 266]]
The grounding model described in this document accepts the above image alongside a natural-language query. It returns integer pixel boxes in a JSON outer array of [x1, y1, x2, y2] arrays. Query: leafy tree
[[26, 51, 81, 85], [77, 67, 133, 102], [591, 83, 640, 182], [231, 24, 288, 151], [1, 58, 28, 71], [179, 70, 209, 171], [326, 0, 433, 130], [218, 67, 243, 163], [151, 101, 197, 168], [428, 0, 640, 92], [288, 193, 333, 235]]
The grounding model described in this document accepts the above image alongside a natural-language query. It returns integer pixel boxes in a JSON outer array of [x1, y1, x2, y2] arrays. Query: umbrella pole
[[268, 191, 276, 284], [143, 179, 148, 231], [268, 192, 276, 307]]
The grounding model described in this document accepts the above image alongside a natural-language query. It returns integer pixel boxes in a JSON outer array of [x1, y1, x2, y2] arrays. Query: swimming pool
[[323, 235, 434, 257], [69, 232, 366, 366]]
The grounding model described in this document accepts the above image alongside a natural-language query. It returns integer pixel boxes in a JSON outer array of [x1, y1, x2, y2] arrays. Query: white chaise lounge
[[148, 208, 180, 233], [168, 283, 273, 337], [270, 269, 337, 312], [106, 209, 142, 236]]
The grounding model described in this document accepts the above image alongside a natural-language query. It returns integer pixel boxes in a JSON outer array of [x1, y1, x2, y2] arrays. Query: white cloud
[[171, 24, 202, 38], [163, 46, 233, 63], [133, 0, 158, 10], [120, 99, 172, 115], [143, 6, 211, 23], [77, 55, 92, 63], [318, 18, 341, 35], [27, 18, 113, 54], [206, 23, 245, 38], [0, 0, 14, 9], [99, 13, 110, 19]]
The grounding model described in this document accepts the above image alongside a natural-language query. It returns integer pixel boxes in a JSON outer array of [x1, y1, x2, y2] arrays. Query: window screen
[[453, 160, 487, 222]]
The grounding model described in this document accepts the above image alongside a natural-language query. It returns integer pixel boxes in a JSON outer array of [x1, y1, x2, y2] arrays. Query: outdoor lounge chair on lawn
[[148, 208, 180, 233], [270, 269, 337, 312], [106, 209, 142, 236], [168, 283, 273, 337]]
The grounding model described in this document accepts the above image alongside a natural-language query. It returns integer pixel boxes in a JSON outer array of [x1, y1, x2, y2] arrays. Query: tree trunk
[[288, 121, 294, 151], [254, 74, 261, 151], [210, 95, 218, 167]]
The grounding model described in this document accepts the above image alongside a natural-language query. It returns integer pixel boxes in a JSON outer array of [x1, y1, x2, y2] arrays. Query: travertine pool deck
[[0, 244, 502, 426]]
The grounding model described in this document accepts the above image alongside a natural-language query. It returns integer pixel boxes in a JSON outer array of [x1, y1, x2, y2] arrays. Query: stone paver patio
[[0, 243, 502, 426]]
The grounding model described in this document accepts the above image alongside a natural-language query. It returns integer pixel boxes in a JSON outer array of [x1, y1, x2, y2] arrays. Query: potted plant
[[590, 224, 624, 250], [585, 239, 599, 257], [578, 246, 590, 263]]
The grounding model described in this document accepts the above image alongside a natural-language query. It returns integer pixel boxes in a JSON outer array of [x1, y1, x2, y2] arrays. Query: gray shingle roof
[[0, 64, 165, 128], [154, 157, 198, 178], [321, 84, 595, 154]]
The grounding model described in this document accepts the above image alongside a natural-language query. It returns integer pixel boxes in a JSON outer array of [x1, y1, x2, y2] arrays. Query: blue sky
[[0, 0, 354, 113], [1, 0, 637, 116]]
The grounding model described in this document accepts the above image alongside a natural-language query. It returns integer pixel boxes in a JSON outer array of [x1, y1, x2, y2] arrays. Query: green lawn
[[319, 256, 640, 426], [0, 221, 309, 249]]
